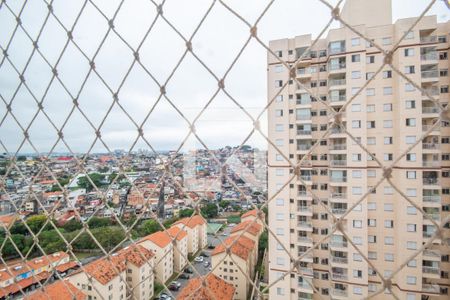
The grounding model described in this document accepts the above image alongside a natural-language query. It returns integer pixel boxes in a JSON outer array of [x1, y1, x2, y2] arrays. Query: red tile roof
[[140, 231, 172, 248], [241, 209, 259, 219], [0, 214, 16, 227], [166, 226, 188, 241], [174, 215, 206, 229], [177, 273, 235, 300], [55, 261, 79, 273], [212, 235, 255, 260], [114, 244, 154, 267], [24, 280, 86, 300], [0, 272, 51, 298], [230, 220, 262, 236], [80, 256, 126, 285]]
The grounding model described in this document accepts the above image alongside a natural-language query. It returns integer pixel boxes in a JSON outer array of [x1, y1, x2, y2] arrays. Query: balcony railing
[[423, 195, 441, 203], [297, 130, 312, 135], [422, 160, 440, 167], [423, 178, 439, 185], [330, 160, 347, 167], [331, 193, 346, 199], [331, 289, 348, 297], [298, 221, 313, 229], [423, 231, 435, 238], [422, 284, 440, 293], [330, 127, 345, 134], [330, 241, 347, 248], [421, 70, 439, 78], [299, 267, 314, 276], [329, 63, 346, 71], [420, 36, 437, 43], [329, 79, 346, 86], [422, 124, 440, 131], [298, 281, 312, 289], [297, 236, 313, 244], [329, 144, 346, 150], [298, 206, 312, 213], [331, 273, 348, 281], [423, 213, 440, 221], [298, 191, 308, 196], [300, 175, 312, 181], [297, 145, 312, 151], [421, 52, 438, 61], [423, 249, 440, 258], [297, 99, 311, 105], [331, 256, 348, 264], [422, 87, 440, 96], [422, 107, 439, 114], [422, 143, 439, 149], [330, 176, 347, 183], [422, 266, 440, 274], [330, 95, 346, 102], [331, 208, 347, 215]]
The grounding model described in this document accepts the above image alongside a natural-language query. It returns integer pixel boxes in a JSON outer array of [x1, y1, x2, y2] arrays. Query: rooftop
[[212, 235, 255, 260], [24, 280, 86, 300], [166, 226, 188, 241], [230, 220, 262, 236], [174, 215, 206, 229], [177, 273, 235, 300], [140, 230, 172, 248]]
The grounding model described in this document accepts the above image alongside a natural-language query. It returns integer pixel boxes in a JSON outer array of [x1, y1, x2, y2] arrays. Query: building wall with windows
[[267, 0, 449, 299]]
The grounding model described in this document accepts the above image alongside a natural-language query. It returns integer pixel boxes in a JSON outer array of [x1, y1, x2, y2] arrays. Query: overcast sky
[[0, 0, 448, 154]]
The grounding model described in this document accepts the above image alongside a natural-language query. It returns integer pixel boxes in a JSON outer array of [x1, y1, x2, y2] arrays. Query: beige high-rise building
[[267, 0, 449, 299]]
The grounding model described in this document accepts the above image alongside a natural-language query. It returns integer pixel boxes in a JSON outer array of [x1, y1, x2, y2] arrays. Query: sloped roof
[[24, 280, 86, 300], [212, 235, 255, 260], [230, 220, 262, 236], [140, 231, 172, 248], [166, 226, 188, 241], [174, 215, 206, 229], [177, 273, 235, 300]]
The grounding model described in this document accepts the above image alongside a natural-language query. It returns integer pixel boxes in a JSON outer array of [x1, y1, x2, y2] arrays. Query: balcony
[[422, 124, 440, 134], [330, 160, 347, 167], [299, 267, 314, 277], [423, 249, 441, 259], [331, 208, 347, 215], [422, 284, 440, 294], [423, 231, 436, 238], [300, 175, 312, 182], [422, 87, 440, 97], [298, 281, 313, 290], [423, 160, 440, 167], [331, 256, 348, 264], [422, 107, 439, 114], [329, 144, 346, 151], [331, 192, 346, 199], [329, 63, 346, 71], [330, 95, 346, 103], [297, 236, 313, 244], [331, 273, 348, 281], [297, 68, 312, 78], [329, 79, 346, 87], [297, 145, 312, 151], [423, 195, 441, 203], [330, 127, 346, 135], [330, 176, 347, 183], [297, 130, 312, 136], [423, 213, 440, 221], [297, 221, 313, 230], [421, 70, 439, 79], [330, 240, 348, 249], [422, 266, 440, 275], [297, 206, 312, 213], [421, 52, 438, 61], [420, 36, 437, 44], [331, 288, 348, 298], [422, 143, 439, 150], [423, 178, 439, 185]]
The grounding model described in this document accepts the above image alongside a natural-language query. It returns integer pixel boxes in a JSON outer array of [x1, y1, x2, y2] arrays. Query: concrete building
[[241, 209, 265, 227], [230, 220, 263, 263], [24, 280, 86, 300], [138, 231, 174, 284], [212, 235, 256, 300], [177, 273, 235, 300], [166, 226, 189, 273], [267, 0, 450, 299], [173, 215, 207, 254]]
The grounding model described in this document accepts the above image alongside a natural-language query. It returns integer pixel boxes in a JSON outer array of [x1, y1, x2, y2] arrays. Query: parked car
[[168, 283, 179, 291], [179, 273, 190, 279], [200, 252, 210, 257], [207, 244, 215, 249], [172, 281, 181, 288], [184, 267, 194, 274], [159, 293, 172, 300], [203, 261, 210, 267], [194, 256, 204, 262]]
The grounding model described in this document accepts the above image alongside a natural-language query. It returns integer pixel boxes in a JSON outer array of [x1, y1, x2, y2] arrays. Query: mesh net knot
[[383, 51, 393, 65]]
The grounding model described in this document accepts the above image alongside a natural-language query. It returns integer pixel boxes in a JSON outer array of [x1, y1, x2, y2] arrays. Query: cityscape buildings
[[267, 0, 449, 299]]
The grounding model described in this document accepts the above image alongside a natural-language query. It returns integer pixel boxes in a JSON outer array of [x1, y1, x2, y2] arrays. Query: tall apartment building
[[267, 0, 449, 299]]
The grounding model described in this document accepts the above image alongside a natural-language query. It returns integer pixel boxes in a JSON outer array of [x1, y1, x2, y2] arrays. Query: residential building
[[24, 280, 86, 300], [267, 0, 449, 299], [241, 209, 265, 227], [212, 235, 256, 300], [138, 231, 174, 283], [166, 226, 189, 273], [177, 273, 235, 300], [230, 220, 263, 263], [173, 215, 207, 254]]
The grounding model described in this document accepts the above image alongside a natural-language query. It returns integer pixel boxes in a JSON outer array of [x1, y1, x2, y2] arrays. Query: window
[[352, 187, 362, 195], [275, 109, 283, 117], [383, 120, 393, 128], [276, 213, 284, 220], [366, 104, 375, 112], [384, 153, 393, 161], [367, 170, 376, 178], [405, 65, 415, 74], [274, 65, 283, 73], [406, 118, 416, 126], [275, 139, 283, 146], [353, 236, 363, 245], [383, 70, 392, 78], [405, 136, 416, 144], [351, 71, 361, 79], [384, 220, 394, 228], [366, 88, 375, 96], [438, 35, 447, 43], [407, 224, 416, 232], [352, 170, 362, 178], [440, 52, 447, 60], [407, 260, 417, 268], [353, 270, 362, 278], [353, 253, 362, 261], [404, 31, 414, 39], [275, 80, 283, 87], [383, 103, 392, 111], [384, 186, 393, 194], [406, 100, 415, 109], [351, 54, 360, 62], [367, 137, 376, 145], [275, 95, 283, 102], [384, 236, 394, 245], [382, 37, 392, 45], [352, 154, 362, 161], [384, 203, 393, 211], [406, 276, 416, 285], [275, 198, 284, 206], [367, 121, 375, 129], [368, 235, 376, 243], [276, 228, 284, 235], [276, 288, 285, 295], [352, 120, 361, 128], [407, 241, 417, 250], [406, 171, 416, 179], [351, 37, 360, 46], [406, 188, 416, 197], [368, 219, 376, 227], [366, 72, 375, 80], [406, 153, 416, 161], [367, 55, 375, 63], [383, 87, 393, 95], [404, 48, 414, 56], [351, 104, 361, 112], [385, 253, 394, 261], [353, 220, 362, 228], [440, 69, 448, 77], [276, 257, 285, 265], [352, 87, 360, 95], [276, 50, 283, 57], [442, 85, 449, 93], [275, 124, 284, 132], [405, 83, 415, 91]]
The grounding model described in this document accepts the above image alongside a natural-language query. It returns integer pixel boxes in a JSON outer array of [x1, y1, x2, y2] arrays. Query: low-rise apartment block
[[177, 273, 235, 300], [139, 231, 174, 283], [24, 280, 86, 300], [173, 215, 207, 254], [166, 226, 189, 273]]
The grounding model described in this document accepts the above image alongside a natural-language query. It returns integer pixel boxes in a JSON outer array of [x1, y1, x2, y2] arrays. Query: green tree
[[140, 219, 162, 236], [26, 215, 48, 234], [201, 203, 218, 219], [179, 208, 194, 218], [16, 156, 27, 161], [77, 173, 105, 191], [63, 219, 82, 232], [258, 230, 268, 255], [87, 217, 112, 228], [218, 200, 230, 209]]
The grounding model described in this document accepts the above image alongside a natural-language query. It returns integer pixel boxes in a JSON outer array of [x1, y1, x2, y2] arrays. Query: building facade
[[267, 0, 449, 299]]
